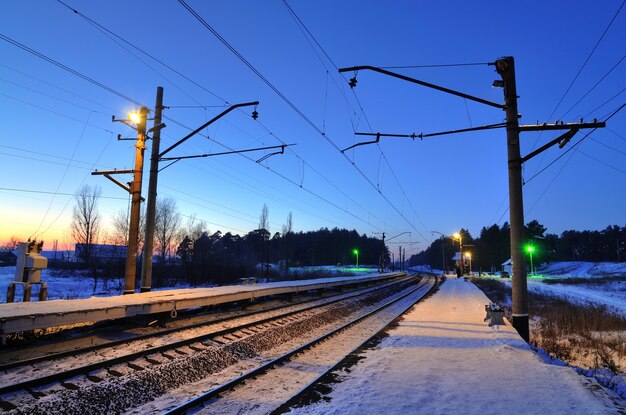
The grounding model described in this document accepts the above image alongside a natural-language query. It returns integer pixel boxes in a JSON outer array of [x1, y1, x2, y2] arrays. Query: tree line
[[62, 185, 387, 287], [409, 220, 626, 272]]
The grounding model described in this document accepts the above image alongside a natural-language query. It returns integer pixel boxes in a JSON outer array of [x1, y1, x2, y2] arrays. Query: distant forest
[[408, 221, 626, 272], [175, 227, 386, 286]]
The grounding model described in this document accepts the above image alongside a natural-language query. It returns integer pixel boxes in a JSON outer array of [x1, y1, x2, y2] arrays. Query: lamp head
[[129, 111, 141, 125]]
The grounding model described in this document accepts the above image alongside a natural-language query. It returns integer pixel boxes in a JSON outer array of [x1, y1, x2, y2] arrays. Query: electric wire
[[54, 1, 392, 234], [524, 103, 625, 185], [178, 0, 415, 235], [558, 54, 625, 120], [527, 0, 625, 169], [545, 0, 624, 123], [29, 112, 94, 239], [582, 87, 626, 118], [55, 0, 227, 105], [281, 0, 431, 242], [0, 15, 392, 243], [0, 77, 110, 115], [0, 33, 143, 107], [589, 136, 626, 156], [0, 92, 114, 134], [35, 131, 117, 239], [575, 147, 626, 174], [0, 187, 128, 200], [0, 62, 120, 113]]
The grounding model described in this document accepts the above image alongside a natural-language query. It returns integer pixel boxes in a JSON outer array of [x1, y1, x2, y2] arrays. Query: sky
[[0, 0, 624, 252]]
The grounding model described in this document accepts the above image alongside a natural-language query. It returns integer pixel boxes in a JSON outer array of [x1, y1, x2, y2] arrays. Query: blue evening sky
[[1, 0, 624, 252]]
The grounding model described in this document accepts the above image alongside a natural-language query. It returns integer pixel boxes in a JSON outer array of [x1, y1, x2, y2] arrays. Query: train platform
[[0, 272, 403, 339], [292, 276, 623, 414]]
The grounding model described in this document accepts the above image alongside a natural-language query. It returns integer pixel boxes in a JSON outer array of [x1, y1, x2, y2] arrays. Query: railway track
[[157, 274, 438, 414], [0, 274, 406, 371], [0, 275, 420, 414]]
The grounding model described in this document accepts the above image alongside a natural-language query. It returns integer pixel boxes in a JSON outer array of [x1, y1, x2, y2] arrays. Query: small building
[[75, 243, 127, 263], [452, 252, 461, 269], [501, 258, 512, 275]]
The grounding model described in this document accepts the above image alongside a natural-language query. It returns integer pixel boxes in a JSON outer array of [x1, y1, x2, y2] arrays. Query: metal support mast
[[125, 106, 149, 295], [140, 87, 165, 292], [496, 57, 528, 341]]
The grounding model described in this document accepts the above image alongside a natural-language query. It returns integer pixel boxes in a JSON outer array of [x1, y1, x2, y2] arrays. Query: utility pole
[[338, 60, 606, 342], [432, 231, 446, 274], [124, 106, 149, 295], [403, 247, 405, 271], [398, 246, 402, 271], [140, 87, 165, 292], [380, 232, 385, 273], [496, 57, 528, 341]]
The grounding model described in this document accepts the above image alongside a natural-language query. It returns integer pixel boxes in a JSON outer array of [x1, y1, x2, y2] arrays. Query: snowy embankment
[[528, 261, 626, 317]]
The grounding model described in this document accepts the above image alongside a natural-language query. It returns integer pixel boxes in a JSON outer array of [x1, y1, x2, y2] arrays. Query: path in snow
[[290, 277, 622, 414]]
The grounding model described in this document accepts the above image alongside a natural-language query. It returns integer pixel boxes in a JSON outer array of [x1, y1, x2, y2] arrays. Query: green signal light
[[353, 249, 359, 255], [526, 245, 535, 253]]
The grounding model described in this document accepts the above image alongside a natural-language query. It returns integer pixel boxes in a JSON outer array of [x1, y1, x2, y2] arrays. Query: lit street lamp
[[526, 245, 534, 275], [353, 248, 360, 268]]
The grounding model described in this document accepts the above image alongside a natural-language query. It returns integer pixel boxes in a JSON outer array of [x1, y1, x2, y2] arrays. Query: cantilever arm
[[341, 133, 380, 153], [338, 66, 504, 109]]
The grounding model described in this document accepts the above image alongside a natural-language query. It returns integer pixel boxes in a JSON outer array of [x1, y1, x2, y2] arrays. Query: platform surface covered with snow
[[0, 272, 401, 335], [292, 277, 621, 414]]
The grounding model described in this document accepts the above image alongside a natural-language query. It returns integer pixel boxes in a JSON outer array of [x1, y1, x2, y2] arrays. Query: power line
[[56, 2, 391, 233], [281, 0, 430, 242], [0, 92, 114, 134], [0, 187, 127, 200], [0, 76, 109, 115], [0, 32, 143, 107], [179, 0, 419, 238], [559, 54, 625, 120], [589, 136, 626, 156], [7, 3, 402, 236], [548, 0, 624, 120], [576, 147, 626, 174], [55, 0, 226, 105], [525, 103, 625, 185], [527, 0, 625, 174], [0, 36, 383, 238], [30, 112, 94, 239], [0, 62, 119, 113], [583, 87, 626, 118]]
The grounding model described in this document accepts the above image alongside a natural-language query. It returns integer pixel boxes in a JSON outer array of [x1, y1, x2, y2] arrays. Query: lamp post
[[453, 232, 463, 275], [526, 245, 534, 276], [353, 248, 359, 268]]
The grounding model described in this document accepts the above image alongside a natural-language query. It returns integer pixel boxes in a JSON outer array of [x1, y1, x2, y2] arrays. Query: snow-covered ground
[[0, 265, 378, 303], [290, 278, 622, 414], [500, 261, 626, 317]]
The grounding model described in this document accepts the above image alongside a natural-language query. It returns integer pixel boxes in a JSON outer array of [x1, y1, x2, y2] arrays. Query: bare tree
[[155, 197, 181, 264], [259, 203, 269, 232], [111, 207, 145, 251], [282, 211, 293, 236], [71, 185, 101, 266]]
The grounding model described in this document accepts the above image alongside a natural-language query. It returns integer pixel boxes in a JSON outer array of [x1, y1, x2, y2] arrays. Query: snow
[[488, 261, 626, 317], [0, 268, 395, 333], [289, 278, 620, 414]]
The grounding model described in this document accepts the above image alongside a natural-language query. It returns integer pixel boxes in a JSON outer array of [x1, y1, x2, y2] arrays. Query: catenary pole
[[140, 87, 164, 292], [124, 106, 149, 294], [496, 56, 529, 341]]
